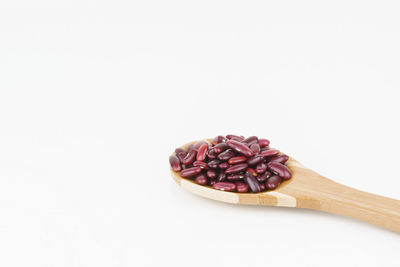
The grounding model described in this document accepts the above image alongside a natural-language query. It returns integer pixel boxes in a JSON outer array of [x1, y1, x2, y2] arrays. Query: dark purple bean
[[217, 172, 226, 182], [206, 169, 217, 179], [247, 155, 264, 166], [226, 140, 254, 157], [195, 174, 208, 185], [242, 136, 258, 146], [246, 168, 258, 176], [217, 149, 235, 161], [214, 143, 228, 154], [196, 143, 208, 161], [244, 173, 261, 193], [235, 182, 248, 193], [182, 149, 197, 165], [219, 162, 229, 169], [266, 175, 282, 190], [260, 149, 280, 157], [169, 155, 182, 172], [225, 163, 248, 174], [227, 174, 244, 181], [228, 156, 247, 165], [193, 161, 208, 169], [250, 143, 260, 154], [256, 171, 271, 182], [207, 159, 221, 169], [207, 149, 217, 159], [269, 154, 289, 164], [226, 134, 244, 141], [213, 182, 236, 191], [180, 167, 202, 178], [258, 139, 270, 147], [212, 135, 226, 145], [256, 163, 267, 174], [267, 162, 291, 180]]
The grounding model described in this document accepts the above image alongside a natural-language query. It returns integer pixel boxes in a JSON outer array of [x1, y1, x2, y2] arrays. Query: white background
[[1, 0, 400, 266]]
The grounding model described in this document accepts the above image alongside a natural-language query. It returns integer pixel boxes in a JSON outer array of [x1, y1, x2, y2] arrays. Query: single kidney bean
[[228, 156, 247, 165], [256, 163, 267, 174], [213, 182, 236, 191], [226, 140, 254, 157], [246, 168, 258, 176], [266, 175, 282, 190], [169, 155, 182, 172], [194, 141, 207, 150], [244, 173, 261, 193], [207, 159, 221, 169], [183, 149, 197, 165], [269, 154, 289, 164], [212, 135, 226, 145], [226, 134, 244, 141], [217, 172, 226, 182], [219, 162, 230, 169], [214, 143, 228, 154], [250, 143, 260, 154], [227, 174, 244, 181], [256, 171, 271, 182], [175, 147, 186, 154], [247, 155, 264, 166], [260, 183, 266, 191], [207, 149, 217, 159], [235, 182, 248, 193], [267, 162, 291, 180], [217, 149, 235, 161], [206, 169, 217, 179], [195, 174, 208, 185], [242, 136, 258, 146], [258, 139, 270, 147], [180, 167, 202, 178], [260, 149, 280, 157], [225, 163, 248, 174], [193, 161, 208, 169], [196, 143, 208, 161]]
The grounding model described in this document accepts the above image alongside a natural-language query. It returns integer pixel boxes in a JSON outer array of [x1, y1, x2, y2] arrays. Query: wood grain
[[171, 140, 400, 233]]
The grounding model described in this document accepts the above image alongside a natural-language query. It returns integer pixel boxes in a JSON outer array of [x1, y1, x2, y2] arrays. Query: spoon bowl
[[171, 139, 400, 233]]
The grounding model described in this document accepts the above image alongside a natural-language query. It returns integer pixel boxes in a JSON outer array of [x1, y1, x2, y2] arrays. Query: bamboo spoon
[[171, 140, 400, 233]]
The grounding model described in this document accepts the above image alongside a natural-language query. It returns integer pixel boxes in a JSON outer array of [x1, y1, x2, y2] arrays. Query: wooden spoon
[[171, 140, 400, 233]]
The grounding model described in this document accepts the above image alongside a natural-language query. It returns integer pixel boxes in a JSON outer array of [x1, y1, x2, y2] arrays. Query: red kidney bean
[[217, 149, 235, 161], [226, 134, 244, 141], [195, 174, 208, 185], [266, 175, 282, 190], [196, 143, 208, 161], [246, 168, 258, 176], [267, 162, 291, 180], [175, 147, 186, 154], [194, 140, 207, 150], [217, 172, 226, 182], [260, 149, 280, 157], [269, 154, 289, 164], [260, 183, 266, 191], [214, 143, 228, 154], [206, 169, 217, 179], [228, 156, 247, 165], [226, 140, 254, 157], [247, 155, 264, 166], [193, 161, 208, 169], [258, 139, 270, 147], [227, 174, 244, 181], [235, 182, 248, 193], [169, 155, 182, 172], [207, 149, 217, 159], [180, 167, 202, 178], [256, 171, 271, 182], [183, 149, 197, 165], [250, 143, 260, 154], [207, 159, 221, 169], [225, 163, 248, 174], [242, 136, 258, 146], [176, 151, 187, 162], [244, 173, 261, 193], [213, 182, 236, 191], [212, 135, 226, 145], [219, 162, 230, 169], [256, 163, 267, 174]]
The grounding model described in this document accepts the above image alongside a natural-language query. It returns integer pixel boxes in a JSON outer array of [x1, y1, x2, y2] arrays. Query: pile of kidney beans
[[169, 135, 291, 193]]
